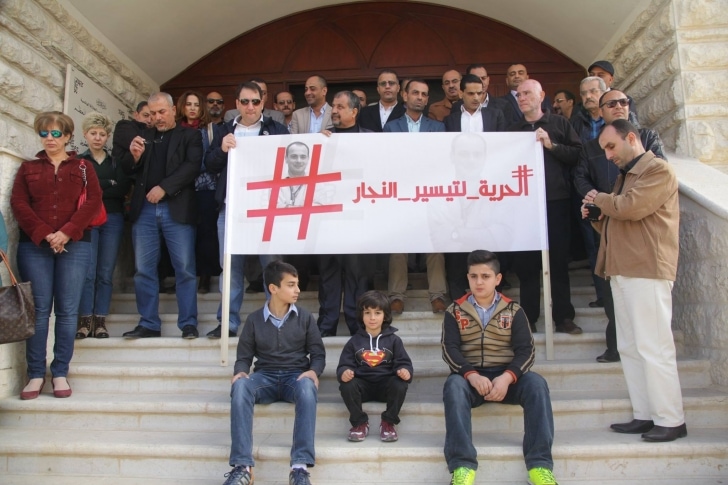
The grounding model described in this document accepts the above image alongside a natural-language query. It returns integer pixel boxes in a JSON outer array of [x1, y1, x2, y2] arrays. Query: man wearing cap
[[587, 61, 638, 124]]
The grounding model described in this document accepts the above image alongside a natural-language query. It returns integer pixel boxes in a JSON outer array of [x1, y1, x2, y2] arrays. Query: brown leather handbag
[[0, 249, 35, 344]]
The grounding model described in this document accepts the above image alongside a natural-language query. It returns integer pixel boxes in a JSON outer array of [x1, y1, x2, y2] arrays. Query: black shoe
[[320, 330, 336, 337], [245, 280, 264, 294], [589, 298, 604, 308], [555, 319, 583, 335], [596, 349, 620, 363], [198, 275, 211, 294], [642, 423, 687, 442], [610, 419, 655, 434], [181, 325, 198, 339], [206, 325, 236, 339], [123, 325, 161, 339]]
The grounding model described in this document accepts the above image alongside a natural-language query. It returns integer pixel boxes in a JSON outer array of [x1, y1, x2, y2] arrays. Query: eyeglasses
[[39, 130, 63, 138], [600, 98, 629, 108], [580, 88, 603, 97], [207, 98, 224, 105], [378, 80, 398, 87], [239, 98, 262, 106], [554, 98, 566, 103]]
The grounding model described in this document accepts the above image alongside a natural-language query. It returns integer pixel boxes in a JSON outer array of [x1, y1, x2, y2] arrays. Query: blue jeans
[[79, 212, 125, 316], [229, 370, 318, 467], [132, 201, 197, 331], [443, 371, 554, 472], [17, 240, 91, 378], [216, 208, 277, 332]]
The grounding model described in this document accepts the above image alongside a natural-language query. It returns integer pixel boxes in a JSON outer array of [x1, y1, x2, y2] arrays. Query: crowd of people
[[5, 59, 686, 485]]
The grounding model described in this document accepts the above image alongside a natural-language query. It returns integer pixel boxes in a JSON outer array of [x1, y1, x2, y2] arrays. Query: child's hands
[[341, 369, 355, 382], [397, 368, 411, 381]]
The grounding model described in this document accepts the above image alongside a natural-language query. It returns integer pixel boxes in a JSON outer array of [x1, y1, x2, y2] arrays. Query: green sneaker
[[450, 467, 476, 485], [528, 467, 559, 485]]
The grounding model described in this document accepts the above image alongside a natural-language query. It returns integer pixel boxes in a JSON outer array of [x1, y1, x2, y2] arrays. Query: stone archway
[[161, 1, 585, 107]]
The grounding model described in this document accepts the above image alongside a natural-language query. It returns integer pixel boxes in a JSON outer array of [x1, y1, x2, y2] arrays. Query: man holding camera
[[582, 119, 685, 443], [574, 89, 666, 363]]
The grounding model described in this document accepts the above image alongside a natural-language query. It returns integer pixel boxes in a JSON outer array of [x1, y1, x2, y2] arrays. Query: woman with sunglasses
[[11, 111, 102, 399], [175, 91, 222, 294], [75, 112, 132, 339]]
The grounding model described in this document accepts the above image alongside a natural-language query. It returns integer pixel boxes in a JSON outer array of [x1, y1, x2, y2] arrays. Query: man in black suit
[[443, 74, 506, 300], [358, 70, 406, 132], [119, 92, 203, 339], [499, 63, 551, 125], [451, 64, 509, 115], [444, 74, 506, 133]]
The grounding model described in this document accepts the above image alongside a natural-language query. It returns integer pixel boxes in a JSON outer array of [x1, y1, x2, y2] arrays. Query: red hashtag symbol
[[247, 144, 343, 241]]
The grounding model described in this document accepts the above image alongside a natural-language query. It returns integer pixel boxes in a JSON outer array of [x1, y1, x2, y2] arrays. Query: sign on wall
[[224, 132, 548, 255], [62, 64, 131, 154]]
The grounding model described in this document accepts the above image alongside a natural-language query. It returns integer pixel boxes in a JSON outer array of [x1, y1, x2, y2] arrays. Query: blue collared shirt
[[309, 106, 327, 133], [263, 302, 299, 329], [405, 113, 422, 133], [468, 292, 501, 327]]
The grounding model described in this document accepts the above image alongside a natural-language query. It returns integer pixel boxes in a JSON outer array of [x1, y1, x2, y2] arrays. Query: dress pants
[[389, 253, 446, 302], [513, 199, 575, 325], [317, 254, 373, 335], [610, 275, 684, 427]]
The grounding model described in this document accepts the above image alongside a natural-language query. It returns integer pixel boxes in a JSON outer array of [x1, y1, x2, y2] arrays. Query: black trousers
[[513, 199, 575, 325], [339, 376, 409, 426], [195, 190, 221, 277], [317, 254, 374, 335]]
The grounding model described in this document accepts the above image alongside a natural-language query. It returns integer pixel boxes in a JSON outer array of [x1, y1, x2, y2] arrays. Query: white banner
[[224, 132, 548, 255]]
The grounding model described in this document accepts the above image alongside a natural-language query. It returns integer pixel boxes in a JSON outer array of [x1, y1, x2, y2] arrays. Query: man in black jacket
[[204, 82, 289, 339], [358, 71, 406, 132], [318, 91, 374, 336], [574, 89, 666, 363], [120, 93, 202, 339], [510, 80, 582, 335]]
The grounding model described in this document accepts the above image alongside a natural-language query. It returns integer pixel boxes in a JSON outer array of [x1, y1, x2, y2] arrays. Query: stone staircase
[[1, 269, 727, 484]]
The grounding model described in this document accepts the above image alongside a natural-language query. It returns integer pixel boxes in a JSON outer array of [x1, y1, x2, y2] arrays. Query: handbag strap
[[79, 160, 88, 187], [0, 249, 20, 286]]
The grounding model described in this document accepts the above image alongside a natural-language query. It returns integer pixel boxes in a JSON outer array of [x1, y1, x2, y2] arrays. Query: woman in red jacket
[[11, 111, 102, 400]]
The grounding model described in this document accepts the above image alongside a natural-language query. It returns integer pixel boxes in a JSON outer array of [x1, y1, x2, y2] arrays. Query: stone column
[[605, 0, 728, 168]]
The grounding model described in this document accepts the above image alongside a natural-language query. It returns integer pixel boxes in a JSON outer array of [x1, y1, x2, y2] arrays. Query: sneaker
[[222, 465, 252, 485], [348, 422, 369, 441], [528, 467, 559, 485], [379, 420, 398, 442], [450, 467, 476, 485], [289, 467, 312, 485]]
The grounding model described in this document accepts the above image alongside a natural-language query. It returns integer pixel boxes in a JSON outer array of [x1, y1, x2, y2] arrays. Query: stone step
[[1, 427, 725, 484], [51, 358, 712, 395], [101, 306, 625, 337], [70, 329, 684, 364], [108, 285, 604, 315], [1, 387, 725, 434]]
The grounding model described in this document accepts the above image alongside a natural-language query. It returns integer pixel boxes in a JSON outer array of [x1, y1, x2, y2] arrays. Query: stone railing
[[671, 153, 728, 387]]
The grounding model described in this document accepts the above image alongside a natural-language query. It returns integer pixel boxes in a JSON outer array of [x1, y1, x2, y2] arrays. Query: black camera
[[585, 203, 602, 221]]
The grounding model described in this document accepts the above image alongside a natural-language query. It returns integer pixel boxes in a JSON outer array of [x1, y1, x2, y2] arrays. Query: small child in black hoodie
[[337, 290, 414, 442]]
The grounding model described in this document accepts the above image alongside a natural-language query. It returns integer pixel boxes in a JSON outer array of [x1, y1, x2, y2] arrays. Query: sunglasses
[[39, 130, 64, 138], [207, 98, 224, 105], [239, 98, 262, 106], [600, 98, 629, 109]]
